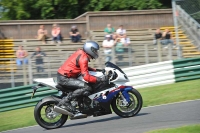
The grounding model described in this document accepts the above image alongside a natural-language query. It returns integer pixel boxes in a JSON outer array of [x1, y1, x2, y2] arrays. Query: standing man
[[102, 35, 115, 62], [31, 46, 46, 72]]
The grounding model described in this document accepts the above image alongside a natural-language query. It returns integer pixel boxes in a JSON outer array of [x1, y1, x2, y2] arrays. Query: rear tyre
[[34, 100, 68, 129], [111, 89, 143, 118]]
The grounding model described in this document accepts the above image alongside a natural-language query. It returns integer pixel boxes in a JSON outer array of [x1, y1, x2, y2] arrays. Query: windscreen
[[105, 62, 125, 74]]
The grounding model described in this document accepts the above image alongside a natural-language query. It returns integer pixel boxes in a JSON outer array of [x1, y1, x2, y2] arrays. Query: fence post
[[111, 46, 116, 64], [172, 0, 181, 59], [47, 57, 51, 77], [157, 40, 162, 62], [98, 51, 103, 69], [22, 60, 27, 85], [144, 44, 149, 64], [168, 43, 172, 60], [28, 57, 33, 84], [10, 58, 15, 88], [128, 45, 132, 66], [177, 45, 183, 59]]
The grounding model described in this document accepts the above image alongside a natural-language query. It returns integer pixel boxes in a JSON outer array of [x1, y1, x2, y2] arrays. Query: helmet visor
[[91, 47, 99, 59]]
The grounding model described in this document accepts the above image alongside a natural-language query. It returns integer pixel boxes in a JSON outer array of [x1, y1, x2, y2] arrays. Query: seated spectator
[[161, 29, 176, 48], [114, 38, 124, 61], [104, 24, 116, 40], [31, 46, 46, 72], [102, 35, 115, 62], [37, 25, 47, 44], [153, 28, 162, 45], [69, 25, 81, 43], [51, 24, 62, 44], [121, 37, 131, 46], [16, 46, 28, 66], [116, 25, 126, 39]]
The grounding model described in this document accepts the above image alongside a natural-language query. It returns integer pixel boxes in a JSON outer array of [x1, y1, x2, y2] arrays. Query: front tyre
[[111, 89, 143, 118], [34, 100, 68, 129]]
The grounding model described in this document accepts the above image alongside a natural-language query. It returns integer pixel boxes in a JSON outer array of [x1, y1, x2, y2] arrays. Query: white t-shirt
[[116, 28, 126, 35], [102, 40, 114, 52], [121, 38, 130, 44]]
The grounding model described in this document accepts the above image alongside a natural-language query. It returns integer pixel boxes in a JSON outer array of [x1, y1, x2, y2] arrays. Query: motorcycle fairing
[[89, 85, 133, 103]]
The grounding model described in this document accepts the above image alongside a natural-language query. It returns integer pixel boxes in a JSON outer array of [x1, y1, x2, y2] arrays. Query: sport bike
[[32, 62, 143, 129]]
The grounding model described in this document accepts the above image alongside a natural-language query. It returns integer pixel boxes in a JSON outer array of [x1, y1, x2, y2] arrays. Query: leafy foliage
[[0, 0, 166, 20]]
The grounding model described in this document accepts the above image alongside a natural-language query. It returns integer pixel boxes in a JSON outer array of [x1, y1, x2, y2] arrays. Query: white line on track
[[1, 99, 200, 133]]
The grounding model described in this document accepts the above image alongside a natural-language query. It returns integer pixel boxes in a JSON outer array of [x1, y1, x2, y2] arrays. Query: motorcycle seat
[[56, 84, 73, 92]]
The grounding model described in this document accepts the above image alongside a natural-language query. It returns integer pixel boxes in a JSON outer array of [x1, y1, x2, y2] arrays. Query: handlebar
[[107, 70, 117, 82]]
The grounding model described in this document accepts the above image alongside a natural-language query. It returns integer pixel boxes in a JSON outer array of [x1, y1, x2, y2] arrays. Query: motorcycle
[[32, 62, 143, 129]]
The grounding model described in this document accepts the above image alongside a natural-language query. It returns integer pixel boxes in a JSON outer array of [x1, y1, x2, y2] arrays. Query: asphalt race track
[[2, 100, 200, 133]]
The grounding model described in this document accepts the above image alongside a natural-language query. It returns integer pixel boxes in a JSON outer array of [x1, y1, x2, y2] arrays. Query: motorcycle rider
[[57, 41, 108, 114]]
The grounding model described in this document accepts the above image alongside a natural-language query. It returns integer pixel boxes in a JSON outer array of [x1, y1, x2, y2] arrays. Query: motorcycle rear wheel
[[34, 100, 68, 129], [111, 89, 143, 118]]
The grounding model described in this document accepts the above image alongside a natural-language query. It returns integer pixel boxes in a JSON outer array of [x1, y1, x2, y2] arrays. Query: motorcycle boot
[[58, 92, 75, 112]]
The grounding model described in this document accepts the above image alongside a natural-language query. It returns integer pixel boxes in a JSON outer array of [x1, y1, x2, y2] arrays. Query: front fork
[[119, 87, 132, 106]]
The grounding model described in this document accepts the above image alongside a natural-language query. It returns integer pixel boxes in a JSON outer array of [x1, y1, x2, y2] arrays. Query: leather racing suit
[[57, 49, 97, 98]]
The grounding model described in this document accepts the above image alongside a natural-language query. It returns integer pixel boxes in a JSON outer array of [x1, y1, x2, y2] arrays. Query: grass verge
[[0, 107, 36, 132], [146, 124, 200, 133], [0, 79, 200, 132], [138, 79, 200, 107]]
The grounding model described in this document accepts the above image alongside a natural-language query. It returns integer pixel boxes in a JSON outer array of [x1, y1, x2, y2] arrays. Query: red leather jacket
[[58, 49, 97, 83]]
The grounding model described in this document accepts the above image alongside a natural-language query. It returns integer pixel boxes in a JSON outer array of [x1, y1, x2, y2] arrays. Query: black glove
[[96, 69, 103, 72], [96, 69, 106, 74], [97, 75, 109, 83]]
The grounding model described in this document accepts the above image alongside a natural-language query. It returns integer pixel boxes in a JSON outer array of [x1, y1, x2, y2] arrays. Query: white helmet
[[83, 41, 99, 59]]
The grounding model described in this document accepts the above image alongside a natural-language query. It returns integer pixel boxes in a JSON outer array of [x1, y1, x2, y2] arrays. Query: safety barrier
[[0, 84, 57, 112], [125, 57, 200, 88], [0, 57, 200, 112]]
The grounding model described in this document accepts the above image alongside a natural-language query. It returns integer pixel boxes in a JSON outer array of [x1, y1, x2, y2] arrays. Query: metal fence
[[173, 0, 200, 50], [177, 0, 200, 24], [0, 43, 181, 89]]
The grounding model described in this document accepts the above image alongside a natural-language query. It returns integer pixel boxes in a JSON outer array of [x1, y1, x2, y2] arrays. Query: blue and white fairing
[[78, 62, 131, 103], [88, 86, 133, 103]]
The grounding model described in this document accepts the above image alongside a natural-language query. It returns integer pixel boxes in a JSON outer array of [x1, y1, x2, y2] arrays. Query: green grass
[[138, 79, 200, 107], [0, 79, 200, 132], [146, 124, 200, 133], [0, 107, 36, 132]]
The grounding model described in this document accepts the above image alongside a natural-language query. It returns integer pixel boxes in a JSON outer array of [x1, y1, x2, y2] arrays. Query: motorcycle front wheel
[[111, 88, 143, 118], [34, 100, 68, 129]]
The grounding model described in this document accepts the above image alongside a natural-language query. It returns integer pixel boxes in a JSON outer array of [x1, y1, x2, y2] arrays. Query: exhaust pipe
[[54, 106, 74, 117]]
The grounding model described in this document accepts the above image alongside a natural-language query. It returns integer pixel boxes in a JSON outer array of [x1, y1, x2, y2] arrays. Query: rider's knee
[[82, 91, 91, 96], [84, 83, 92, 92]]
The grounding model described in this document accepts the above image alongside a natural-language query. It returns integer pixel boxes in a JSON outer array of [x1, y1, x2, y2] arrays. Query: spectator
[[161, 29, 176, 48], [121, 37, 131, 46], [37, 25, 47, 44], [114, 38, 124, 61], [116, 25, 126, 39], [31, 46, 46, 72], [102, 35, 115, 62], [104, 24, 116, 40], [16, 46, 28, 66], [51, 23, 62, 44], [69, 25, 81, 43], [153, 28, 162, 45]]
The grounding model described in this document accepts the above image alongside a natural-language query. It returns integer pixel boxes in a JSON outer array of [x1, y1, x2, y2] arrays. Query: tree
[[0, 0, 166, 20]]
